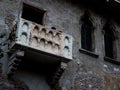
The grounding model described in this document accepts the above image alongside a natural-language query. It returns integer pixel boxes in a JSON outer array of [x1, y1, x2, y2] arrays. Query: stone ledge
[[104, 57, 120, 65], [79, 48, 99, 58]]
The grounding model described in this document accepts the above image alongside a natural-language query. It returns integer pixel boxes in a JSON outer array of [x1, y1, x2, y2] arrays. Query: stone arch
[[103, 21, 118, 40], [81, 10, 95, 29], [31, 36, 38, 47], [22, 22, 29, 32], [32, 25, 39, 36], [20, 32, 27, 44]]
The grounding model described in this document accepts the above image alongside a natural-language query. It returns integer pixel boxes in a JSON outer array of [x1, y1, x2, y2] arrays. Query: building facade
[[0, 0, 120, 90]]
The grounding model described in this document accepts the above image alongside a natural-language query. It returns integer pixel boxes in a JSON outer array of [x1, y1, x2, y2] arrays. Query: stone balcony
[[11, 18, 73, 61], [8, 18, 73, 87]]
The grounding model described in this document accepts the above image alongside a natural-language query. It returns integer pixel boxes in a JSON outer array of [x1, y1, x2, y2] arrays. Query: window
[[22, 3, 46, 25], [81, 12, 94, 52], [104, 22, 116, 59]]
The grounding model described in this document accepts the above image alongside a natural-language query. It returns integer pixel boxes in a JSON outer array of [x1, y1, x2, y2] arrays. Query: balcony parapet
[[11, 18, 73, 61]]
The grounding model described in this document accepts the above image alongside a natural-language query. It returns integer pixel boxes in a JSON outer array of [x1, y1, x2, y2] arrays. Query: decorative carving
[[20, 33, 27, 44], [63, 46, 69, 57], [64, 36, 69, 46], [46, 41, 53, 52], [53, 44, 59, 54], [47, 31, 53, 40], [8, 51, 24, 75], [53, 33, 61, 44], [22, 22, 29, 32], [49, 62, 67, 88], [39, 38, 45, 49], [31, 37, 38, 47], [14, 18, 73, 60], [40, 28, 46, 38], [33, 26, 39, 36]]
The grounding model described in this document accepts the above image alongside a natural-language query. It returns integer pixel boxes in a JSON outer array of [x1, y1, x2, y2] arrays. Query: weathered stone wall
[[0, 0, 120, 90]]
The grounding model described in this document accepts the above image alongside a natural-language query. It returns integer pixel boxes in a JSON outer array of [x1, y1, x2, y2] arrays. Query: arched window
[[104, 22, 116, 59], [81, 13, 94, 51]]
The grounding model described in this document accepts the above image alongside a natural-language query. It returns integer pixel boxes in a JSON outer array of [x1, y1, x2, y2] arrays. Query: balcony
[[11, 18, 73, 61], [8, 18, 73, 87]]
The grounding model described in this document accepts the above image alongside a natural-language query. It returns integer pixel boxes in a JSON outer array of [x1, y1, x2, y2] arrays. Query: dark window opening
[[22, 3, 45, 25], [104, 23, 115, 59], [81, 19, 93, 51]]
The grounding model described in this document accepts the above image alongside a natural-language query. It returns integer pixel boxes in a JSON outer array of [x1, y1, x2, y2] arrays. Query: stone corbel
[[7, 51, 24, 75], [49, 62, 68, 88]]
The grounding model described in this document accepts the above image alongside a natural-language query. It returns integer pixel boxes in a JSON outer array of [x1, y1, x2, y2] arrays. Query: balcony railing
[[12, 18, 73, 60]]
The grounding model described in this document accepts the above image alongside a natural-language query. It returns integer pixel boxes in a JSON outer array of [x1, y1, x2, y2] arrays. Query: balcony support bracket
[[49, 62, 68, 89], [8, 50, 24, 75]]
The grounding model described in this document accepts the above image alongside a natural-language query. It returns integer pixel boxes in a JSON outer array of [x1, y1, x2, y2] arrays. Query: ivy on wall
[[0, 25, 17, 59]]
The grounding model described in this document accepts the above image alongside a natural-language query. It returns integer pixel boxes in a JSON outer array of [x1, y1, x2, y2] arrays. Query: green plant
[[0, 27, 17, 58], [0, 24, 27, 58]]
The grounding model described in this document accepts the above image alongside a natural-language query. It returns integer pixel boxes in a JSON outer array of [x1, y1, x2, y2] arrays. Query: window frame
[[80, 12, 95, 52], [103, 21, 117, 59], [19, 2, 47, 26], [103, 21, 120, 65]]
